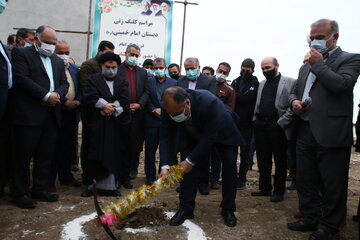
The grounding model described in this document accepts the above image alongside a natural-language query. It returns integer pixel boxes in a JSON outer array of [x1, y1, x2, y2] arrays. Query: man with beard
[[251, 57, 295, 203], [80, 52, 130, 197], [231, 58, 259, 190], [210, 62, 235, 189]]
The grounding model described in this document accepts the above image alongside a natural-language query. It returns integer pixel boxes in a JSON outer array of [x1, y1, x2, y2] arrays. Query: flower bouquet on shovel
[[93, 165, 184, 240]]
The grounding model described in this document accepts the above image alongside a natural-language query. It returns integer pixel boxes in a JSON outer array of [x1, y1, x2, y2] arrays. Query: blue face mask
[[154, 69, 165, 78], [310, 35, 333, 54], [0, 0, 6, 14], [186, 69, 198, 81], [170, 104, 191, 123], [146, 69, 154, 77], [127, 56, 138, 66]]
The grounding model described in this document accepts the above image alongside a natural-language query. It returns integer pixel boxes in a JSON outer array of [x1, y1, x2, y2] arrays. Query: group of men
[[1, 18, 360, 240]]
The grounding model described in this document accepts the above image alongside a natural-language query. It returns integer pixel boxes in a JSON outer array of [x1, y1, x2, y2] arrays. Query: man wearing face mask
[[15, 28, 36, 48], [287, 19, 360, 240], [48, 40, 81, 191], [177, 57, 216, 195], [168, 63, 183, 81], [178, 57, 216, 95], [159, 86, 243, 227], [118, 43, 148, 186], [209, 62, 235, 190], [10, 25, 69, 209], [143, 58, 177, 185], [142, 58, 154, 77], [231, 58, 259, 190], [252, 57, 295, 203], [81, 52, 130, 197], [79, 40, 115, 186]]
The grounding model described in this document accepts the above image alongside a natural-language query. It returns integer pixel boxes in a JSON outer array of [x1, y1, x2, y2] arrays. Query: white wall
[[0, 0, 92, 64]]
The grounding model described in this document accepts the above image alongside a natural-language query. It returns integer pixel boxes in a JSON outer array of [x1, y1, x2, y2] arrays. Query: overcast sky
[[169, 0, 360, 120]]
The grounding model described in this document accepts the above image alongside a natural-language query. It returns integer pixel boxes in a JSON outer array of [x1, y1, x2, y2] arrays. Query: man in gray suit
[[177, 57, 216, 195], [251, 56, 295, 203], [287, 19, 360, 240]]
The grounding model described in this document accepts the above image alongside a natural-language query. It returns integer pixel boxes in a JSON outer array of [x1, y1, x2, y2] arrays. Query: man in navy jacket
[[159, 87, 243, 227], [49, 40, 82, 190], [144, 58, 177, 185]]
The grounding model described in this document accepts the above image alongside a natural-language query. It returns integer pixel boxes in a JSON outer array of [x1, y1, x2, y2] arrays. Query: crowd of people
[[1, 18, 360, 240]]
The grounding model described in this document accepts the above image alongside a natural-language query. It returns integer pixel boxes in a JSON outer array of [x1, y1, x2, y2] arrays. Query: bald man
[[11, 25, 69, 209], [159, 87, 244, 227], [251, 56, 295, 203]]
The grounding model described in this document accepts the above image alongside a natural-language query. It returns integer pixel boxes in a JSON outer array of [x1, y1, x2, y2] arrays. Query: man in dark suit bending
[[159, 87, 243, 227], [11, 25, 69, 209]]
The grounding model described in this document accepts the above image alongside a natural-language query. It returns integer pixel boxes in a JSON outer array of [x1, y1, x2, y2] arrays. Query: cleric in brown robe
[[81, 52, 130, 197]]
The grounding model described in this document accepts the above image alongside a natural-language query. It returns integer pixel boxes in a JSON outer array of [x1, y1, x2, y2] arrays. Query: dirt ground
[[0, 150, 359, 240]]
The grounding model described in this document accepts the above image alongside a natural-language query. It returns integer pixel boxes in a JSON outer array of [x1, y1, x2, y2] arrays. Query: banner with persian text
[[92, 0, 173, 65]]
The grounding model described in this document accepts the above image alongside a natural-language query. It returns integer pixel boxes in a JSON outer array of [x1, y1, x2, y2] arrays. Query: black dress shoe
[[31, 191, 58, 202], [129, 170, 138, 180], [198, 184, 209, 195], [47, 185, 57, 192], [221, 209, 237, 227], [122, 180, 133, 189], [287, 219, 318, 232], [270, 194, 284, 202], [169, 210, 194, 226], [102, 190, 121, 197], [81, 189, 93, 197], [145, 179, 155, 186], [287, 182, 296, 191], [13, 195, 37, 209], [309, 226, 336, 240], [60, 179, 82, 187], [251, 190, 271, 196]]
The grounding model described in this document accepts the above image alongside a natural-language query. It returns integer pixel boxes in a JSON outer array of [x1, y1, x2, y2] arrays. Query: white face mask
[[169, 104, 191, 123], [38, 40, 55, 57], [57, 54, 70, 65], [24, 42, 33, 48], [215, 73, 226, 83]]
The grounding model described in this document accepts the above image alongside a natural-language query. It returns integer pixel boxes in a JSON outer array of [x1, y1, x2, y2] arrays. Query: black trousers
[[296, 121, 350, 230], [50, 109, 79, 186], [0, 123, 12, 192], [144, 126, 160, 181], [238, 126, 254, 183], [11, 110, 59, 197], [179, 144, 237, 212], [197, 153, 211, 186], [127, 111, 145, 173], [287, 138, 297, 182], [254, 120, 287, 195]]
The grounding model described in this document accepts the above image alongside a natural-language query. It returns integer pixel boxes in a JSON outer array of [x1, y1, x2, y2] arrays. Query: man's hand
[[180, 161, 193, 174], [130, 103, 142, 113], [152, 108, 161, 118], [64, 100, 80, 110], [303, 51, 311, 63], [47, 92, 61, 105], [292, 100, 306, 115], [308, 49, 323, 65], [158, 169, 169, 179], [102, 103, 116, 116]]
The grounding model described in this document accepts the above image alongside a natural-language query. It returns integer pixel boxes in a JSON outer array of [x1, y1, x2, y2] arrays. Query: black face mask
[[240, 70, 253, 81], [263, 68, 277, 79], [170, 74, 179, 80]]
